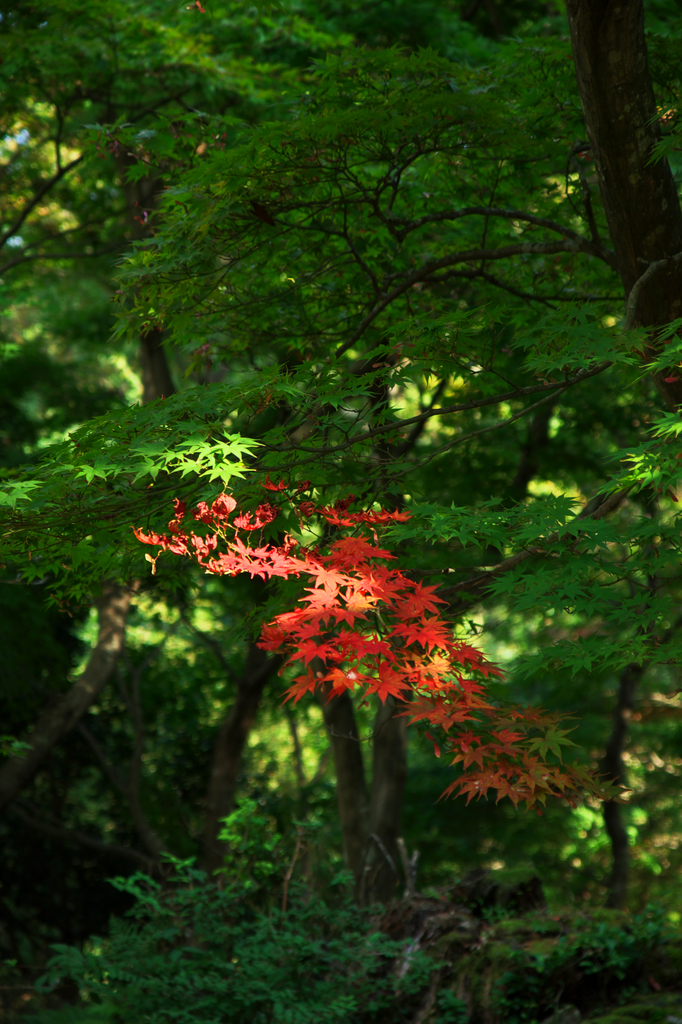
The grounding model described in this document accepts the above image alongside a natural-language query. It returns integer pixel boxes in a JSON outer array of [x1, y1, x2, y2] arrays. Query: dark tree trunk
[[566, 0, 682, 909], [566, 0, 682, 409], [318, 685, 409, 905], [358, 697, 408, 905], [115, 153, 176, 403], [317, 687, 369, 884], [140, 326, 176, 402], [508, 406, 553, 503], [0, 584, 131, 811], [201, 645, 279, 873], [602, 662, 643, 909]]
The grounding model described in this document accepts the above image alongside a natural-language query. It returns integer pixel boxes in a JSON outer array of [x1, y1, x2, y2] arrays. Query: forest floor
[[2, 868, 681, 1024]]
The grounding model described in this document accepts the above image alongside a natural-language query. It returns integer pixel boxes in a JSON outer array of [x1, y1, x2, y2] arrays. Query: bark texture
[[201, 645, 279, 873], [566, 0, 682, 409], [115, 152, 176, 403], [602, 662, 643, 909], [358, 697, 408, 905], [317, 687, 369, 884], [0, 584, 131, 811], [140, 326, 176, 402]]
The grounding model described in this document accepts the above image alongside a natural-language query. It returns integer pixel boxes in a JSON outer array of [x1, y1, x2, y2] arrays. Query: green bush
[[34, 861, 435, 1024], [26, 1008, 116, 1024], [495, 907, 669, 1024]]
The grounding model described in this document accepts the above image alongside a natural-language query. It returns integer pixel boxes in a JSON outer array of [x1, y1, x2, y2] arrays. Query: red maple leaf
[[134, 488, 608, 810], [262, 475, 287, 491]]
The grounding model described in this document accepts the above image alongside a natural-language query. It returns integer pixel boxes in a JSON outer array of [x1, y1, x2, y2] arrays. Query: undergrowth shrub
[[495, 906, 669, 1023], [32, 861, 435, 1024]]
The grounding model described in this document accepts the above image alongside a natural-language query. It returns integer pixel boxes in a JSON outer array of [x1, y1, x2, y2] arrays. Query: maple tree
[[135, 486, 603, 811]]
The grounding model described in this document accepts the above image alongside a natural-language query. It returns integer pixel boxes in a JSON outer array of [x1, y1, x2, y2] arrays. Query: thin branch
[[0, 584, 131, 812], [0, 155, 84, 249], [281, 828, 303, 914], [439, 486, 631, 612], [568, 153, 601, 246], [334, 237, 613, 359], [425, 266, 558, 308], [180, 611, 236, 682], [395, 378, 448, 457], [377, 204, 616, 266], [284, 703, 306, 791], [0, 240, 129, 276], [416, 389, 563, 467], [76, 721, 128, 794], [261, 360, 611, 465], [396, 836, 419, 898]]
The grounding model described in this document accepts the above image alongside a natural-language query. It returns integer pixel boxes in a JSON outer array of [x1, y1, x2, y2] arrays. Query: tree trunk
[[358, 696, 408, 905], [602, 661, 643, 909], [508, 406, 553, 503], [115, 152, 176, 403], [566, 0, 682, 409], [201, 645, 279, 873], [140, 326, 175, 402], [317, 687, 370, 885], [318, 688, 409, 905], [0, 584, 131, 811], [566, 2, 682, 904]]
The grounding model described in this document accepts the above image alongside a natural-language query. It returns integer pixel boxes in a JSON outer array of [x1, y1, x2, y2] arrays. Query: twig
[[260, 360, 611, 464], [397, 837, 419, 898], [180, 611, 235, 682], [369, 832, 398, 876], [77, 720, 128, 793], [334, 238, 613, 359], [0, 156, 84, 249], [281, 830, 303, 913]]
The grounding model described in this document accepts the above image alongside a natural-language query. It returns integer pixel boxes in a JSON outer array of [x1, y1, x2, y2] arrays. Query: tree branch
[[10, 800, 157, 873], [76, 721, 128, 794], [382, 205, 615, 266], [334, 238, 614, 359], [0, 584, 132, 812], [416, 389, 563, 467], [261, 360, 611, 466], [623, 251, 682, 332], [0, 155, 84, 249], [0, 241, 128, 276], [438, 486, 631, 614]]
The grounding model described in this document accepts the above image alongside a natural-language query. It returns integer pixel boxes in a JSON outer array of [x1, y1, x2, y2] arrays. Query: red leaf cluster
[[134, 491, 605, 809]]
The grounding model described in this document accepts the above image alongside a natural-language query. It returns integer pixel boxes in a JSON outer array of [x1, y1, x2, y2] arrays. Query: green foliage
[[435, 989, 469, 1024], [36, 862, 435, 1024], [0, 735, 30, 758], [215, 797, 282, 890], [495, 907, 669, 1024], [0, 388, 260, 600], [26, 1007, 117, 1024]]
